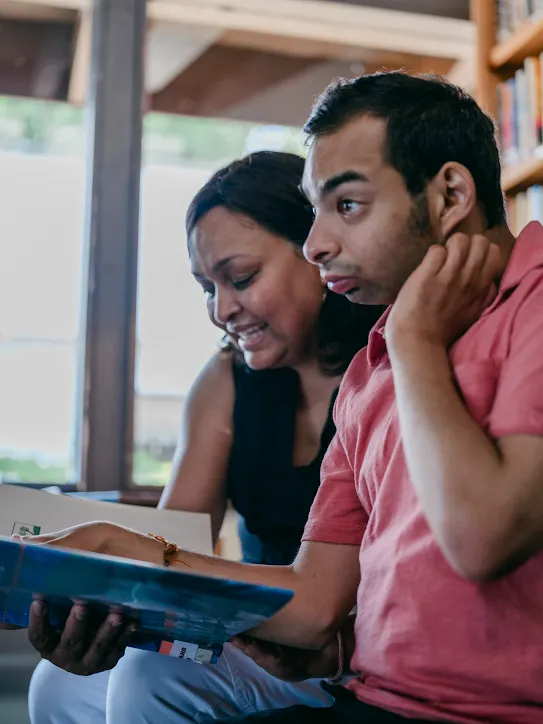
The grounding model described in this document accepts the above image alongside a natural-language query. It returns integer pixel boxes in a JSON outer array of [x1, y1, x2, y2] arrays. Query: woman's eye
[[203, 286, 215, 298], [232, 273, 256, 290], [337, 199, 361, 215]]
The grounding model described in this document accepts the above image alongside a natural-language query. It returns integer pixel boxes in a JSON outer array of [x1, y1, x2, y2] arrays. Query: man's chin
[[343, 287, 384, 305]]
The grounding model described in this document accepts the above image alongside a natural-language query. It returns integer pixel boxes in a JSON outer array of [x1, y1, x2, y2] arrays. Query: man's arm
[[168, 540, 360, 649], [387, 235, 543, 581], [36, 522, 360, 651], [387, 336, 543, 580]]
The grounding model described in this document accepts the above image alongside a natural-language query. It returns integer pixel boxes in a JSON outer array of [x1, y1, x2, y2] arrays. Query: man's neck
[[485, 224, 517, 284]]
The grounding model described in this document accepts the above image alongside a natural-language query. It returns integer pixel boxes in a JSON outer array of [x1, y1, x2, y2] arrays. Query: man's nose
[[303, 218, 341, 267]]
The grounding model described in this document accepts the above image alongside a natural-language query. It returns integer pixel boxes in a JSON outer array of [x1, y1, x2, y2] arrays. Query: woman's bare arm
[[159, 351, 235, 544]]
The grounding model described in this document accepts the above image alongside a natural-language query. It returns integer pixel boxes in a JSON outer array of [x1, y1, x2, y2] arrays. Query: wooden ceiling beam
[[8, 0, 474, 62], [218, 29, 457, 76], [149, 0, 473, 61], [151, 44, 320, 117], [0, 0, 74, 21]]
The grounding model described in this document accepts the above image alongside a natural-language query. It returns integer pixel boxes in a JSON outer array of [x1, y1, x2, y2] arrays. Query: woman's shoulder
[[185, 350, 236, 412]]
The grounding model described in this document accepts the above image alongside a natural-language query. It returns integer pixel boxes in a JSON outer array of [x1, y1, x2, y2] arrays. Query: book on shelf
[[507, 185, 543, 233], [498, 54, 543, 166], [495, 0, 543, 43]]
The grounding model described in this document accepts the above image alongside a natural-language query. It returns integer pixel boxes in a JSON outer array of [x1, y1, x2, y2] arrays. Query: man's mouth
[[324, 276, 360, 296]]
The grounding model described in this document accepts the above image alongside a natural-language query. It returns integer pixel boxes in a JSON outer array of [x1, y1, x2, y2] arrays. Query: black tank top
[[226, 361, 338, 566]]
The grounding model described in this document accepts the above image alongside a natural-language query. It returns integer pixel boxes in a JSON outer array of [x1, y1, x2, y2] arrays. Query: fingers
[[80, 613, 134, 673], [100, 622, 136, 671], [443, 233, 471, 275], [28, 600, 59, 656], [419, 244, 448, 277], [29, 600, 134, 676], [442, 233, 500, 302], [229, 635, 277, 668], [19, 526, 74, 544], [53, 604, 93, 663]]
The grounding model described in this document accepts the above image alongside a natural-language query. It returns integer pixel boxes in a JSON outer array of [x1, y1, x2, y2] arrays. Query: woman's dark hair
[[186, 150, 382, 376]]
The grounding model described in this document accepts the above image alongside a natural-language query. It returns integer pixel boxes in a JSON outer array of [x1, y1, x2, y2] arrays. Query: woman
[[27, 151, 381, 724]]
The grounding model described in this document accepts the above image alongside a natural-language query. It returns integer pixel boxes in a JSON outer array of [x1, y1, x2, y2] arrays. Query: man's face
[[302, 115, 438, 305]]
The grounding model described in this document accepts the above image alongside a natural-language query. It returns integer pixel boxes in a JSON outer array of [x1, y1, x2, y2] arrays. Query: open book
[[0, 485, 292, 663], [0, 536, 293, 664]]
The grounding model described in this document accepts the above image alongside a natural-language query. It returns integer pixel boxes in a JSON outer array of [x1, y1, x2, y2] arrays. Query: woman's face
[[189, 207, 324, 371]]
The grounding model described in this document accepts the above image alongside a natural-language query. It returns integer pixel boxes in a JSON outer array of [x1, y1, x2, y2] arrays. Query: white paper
[[0, 485, 212, 555]]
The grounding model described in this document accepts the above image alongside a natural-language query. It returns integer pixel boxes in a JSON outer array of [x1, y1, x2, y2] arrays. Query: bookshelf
[[501, 155, 543, 193], [489, 17, 543, 70], [472, 1, 543, 230]]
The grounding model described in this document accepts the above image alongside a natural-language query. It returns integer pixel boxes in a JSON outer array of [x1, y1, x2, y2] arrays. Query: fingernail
[[31, 601, 44, 615], [108, 614, 123, 627], [74, 606, 87, 621]]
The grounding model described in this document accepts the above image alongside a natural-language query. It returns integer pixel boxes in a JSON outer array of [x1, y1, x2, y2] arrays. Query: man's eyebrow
[[299, 170, 368, 204], [320, 171, 369, 198]]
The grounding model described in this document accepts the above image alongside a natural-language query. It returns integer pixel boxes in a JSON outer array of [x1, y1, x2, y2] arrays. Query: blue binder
[[0, 536, 293, 664]]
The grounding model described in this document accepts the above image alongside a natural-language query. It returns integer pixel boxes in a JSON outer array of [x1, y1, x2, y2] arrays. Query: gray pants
[[28, 643, 333, 724]]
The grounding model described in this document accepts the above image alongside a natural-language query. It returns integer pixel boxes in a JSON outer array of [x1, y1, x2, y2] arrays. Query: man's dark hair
[[304, 71, 506, 228], [187, 151, 383, 375]]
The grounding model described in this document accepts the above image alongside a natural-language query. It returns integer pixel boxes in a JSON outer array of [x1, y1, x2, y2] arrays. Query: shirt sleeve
[[302, 429, 367, 546], [490, 276, 543, 439]]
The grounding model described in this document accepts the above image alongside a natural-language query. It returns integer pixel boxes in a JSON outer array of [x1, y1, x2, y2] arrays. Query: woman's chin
[[242, 348, 283, 371]]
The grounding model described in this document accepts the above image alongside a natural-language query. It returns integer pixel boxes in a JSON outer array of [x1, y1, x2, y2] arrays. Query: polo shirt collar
[[367, 222, 543, 367]]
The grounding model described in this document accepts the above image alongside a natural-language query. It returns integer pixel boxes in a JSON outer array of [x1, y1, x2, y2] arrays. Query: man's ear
[[428, 162, 477, 239]]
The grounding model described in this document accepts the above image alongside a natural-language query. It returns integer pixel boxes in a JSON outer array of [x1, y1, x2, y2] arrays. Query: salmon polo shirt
[[303, 221, 543, 723]]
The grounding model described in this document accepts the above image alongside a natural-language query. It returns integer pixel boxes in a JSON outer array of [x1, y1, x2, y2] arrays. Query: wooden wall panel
[[0, 18, 74, 99], [151, 44, 320, 117]]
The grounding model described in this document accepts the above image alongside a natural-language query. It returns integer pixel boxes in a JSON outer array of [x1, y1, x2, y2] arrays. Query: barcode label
[[170, 640, 199, 660]]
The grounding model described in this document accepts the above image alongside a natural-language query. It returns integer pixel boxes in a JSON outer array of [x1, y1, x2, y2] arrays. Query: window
[[0, 101, 304, 489], [0, 97, 85, 484], [133, 114, 303, 486]]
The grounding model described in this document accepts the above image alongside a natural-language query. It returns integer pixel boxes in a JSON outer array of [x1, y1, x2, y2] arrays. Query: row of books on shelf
[[496, 0, 543, 42], [498, 55, 543, 166], [507, 185, 543, 234]]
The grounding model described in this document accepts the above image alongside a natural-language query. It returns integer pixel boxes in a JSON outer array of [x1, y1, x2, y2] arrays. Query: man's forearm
[[166, 549, 333, 649], [387, 334, 506, 575]]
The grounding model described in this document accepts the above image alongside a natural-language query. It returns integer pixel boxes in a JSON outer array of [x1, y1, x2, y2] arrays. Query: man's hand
[[230, 633, 339, 682], [28, 599, 135, 676], [388, 233, 501, 348]]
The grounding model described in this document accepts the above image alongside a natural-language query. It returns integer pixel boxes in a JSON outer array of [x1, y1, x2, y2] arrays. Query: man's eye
[[203, 286, 215, 298], [337, 199, 361, 215]]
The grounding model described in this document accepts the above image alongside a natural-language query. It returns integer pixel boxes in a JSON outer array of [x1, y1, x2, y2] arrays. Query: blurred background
[[2, 0, 540, 721], [0, 0, 474, 492]]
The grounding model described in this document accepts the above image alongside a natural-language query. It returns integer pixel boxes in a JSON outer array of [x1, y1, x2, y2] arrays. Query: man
[[222, 71, 543, 722], [22, 72, 543, 723]]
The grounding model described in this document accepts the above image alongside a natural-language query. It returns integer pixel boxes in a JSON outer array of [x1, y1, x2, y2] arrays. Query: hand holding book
[[0, 518, 294, 676], [27, 598, 135, 676]]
